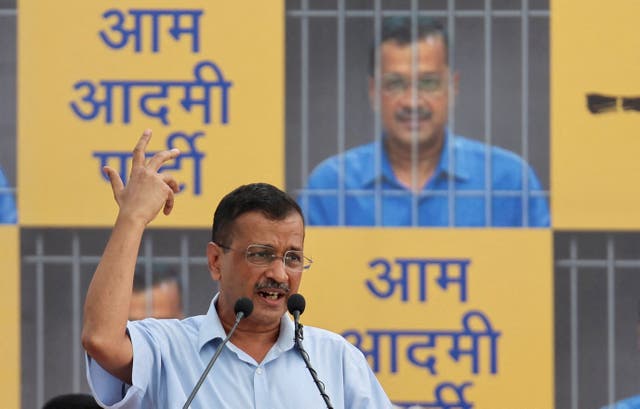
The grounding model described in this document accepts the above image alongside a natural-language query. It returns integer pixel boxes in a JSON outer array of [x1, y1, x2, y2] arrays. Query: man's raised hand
[[102, 129, 181, 226]]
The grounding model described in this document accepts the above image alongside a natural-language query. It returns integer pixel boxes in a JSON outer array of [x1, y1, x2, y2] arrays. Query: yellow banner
[[301, 229, 553, 408], [19, 1, 284, 227], [552, 0, 640, 229], [0, 227, 19, 407]]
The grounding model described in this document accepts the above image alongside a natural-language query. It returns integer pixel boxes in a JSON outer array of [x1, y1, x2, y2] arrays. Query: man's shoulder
[[601, 395, 640, 409], [312, 142, 378, 170], [128, 315, 204, 342], [303, 326, 360, 353], [0, 166, 8, 185], [306, 141, 378, 186], [453, 134, 525, 164], [304, 326, 348, 343], [452, 134, 534, 179]]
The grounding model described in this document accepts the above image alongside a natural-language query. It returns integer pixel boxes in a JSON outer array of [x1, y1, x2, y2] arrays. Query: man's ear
[[207, 242, 223, 280]]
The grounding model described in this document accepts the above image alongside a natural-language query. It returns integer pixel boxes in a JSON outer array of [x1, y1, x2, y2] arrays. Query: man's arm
[[81, 129, 180, 384]]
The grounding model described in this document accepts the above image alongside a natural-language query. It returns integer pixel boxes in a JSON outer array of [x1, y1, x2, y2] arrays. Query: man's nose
[[265, 258, 288, 282], [397, 87, 427, 106]]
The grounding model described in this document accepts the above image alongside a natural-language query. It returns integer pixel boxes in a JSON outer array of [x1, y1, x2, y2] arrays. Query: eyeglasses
[[380, 73, 447, 97], [217, 243, 312, 273]]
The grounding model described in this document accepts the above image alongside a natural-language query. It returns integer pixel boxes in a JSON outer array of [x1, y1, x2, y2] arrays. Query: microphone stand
[[292, 312, 334, 409], [182, 297, 252, 409]]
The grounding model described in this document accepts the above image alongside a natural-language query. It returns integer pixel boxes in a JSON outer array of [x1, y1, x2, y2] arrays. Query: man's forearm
[[81, 214, 146, 383]]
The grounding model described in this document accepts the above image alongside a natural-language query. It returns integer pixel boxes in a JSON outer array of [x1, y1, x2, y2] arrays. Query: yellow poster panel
[[19, 1, 283, 227], [301, 229, 552, 408], [0, 227, 19, 407], [552, 0, 640, 229]]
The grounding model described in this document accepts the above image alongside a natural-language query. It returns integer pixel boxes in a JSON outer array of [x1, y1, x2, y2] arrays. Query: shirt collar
[[435, 130, 471, 181], [197, 293, 227, 351], [274, 312, 296, 352], [363, 129, 470, 187], [198, 293, 296, 353]]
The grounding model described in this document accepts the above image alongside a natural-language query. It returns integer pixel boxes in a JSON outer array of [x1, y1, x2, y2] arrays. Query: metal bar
[[23, 255, 208, 264], [484, 0, 493, 225], [410, 0, 419, 226], [337, 0, 346, 225], [521, 0, 530, 226], [286, 10, 550, 18], [36, 234, 45, 409], [373, 0, 383, 226], [447, 0, 456, 226], [300, 0, 310, 214], [557, 259, 640, 269], [289, 187, 548, 199], [606, 236, 616, 405], [570, 236, 579, 409], [71, 233, 81, 392]]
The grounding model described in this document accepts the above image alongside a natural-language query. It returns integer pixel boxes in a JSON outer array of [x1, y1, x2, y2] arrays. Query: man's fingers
[[132, 129, 153, 167], [163, 190, 175, 216], [147, 148, 180, 172], [130, 128, 179, 171], [161, 175, 179, 215], [162, 174, 180, 193], [103, 166, 124, 196], [121, 130, 180, 218]]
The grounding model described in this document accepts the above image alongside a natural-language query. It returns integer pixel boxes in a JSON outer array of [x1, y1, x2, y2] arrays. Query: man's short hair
[[368, 16, 449, 76], [211, 182, 304, 246]]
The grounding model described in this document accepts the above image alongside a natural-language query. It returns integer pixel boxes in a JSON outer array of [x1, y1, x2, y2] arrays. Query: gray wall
[[555, 233, 640, 409], [0, 4, 17, 189]]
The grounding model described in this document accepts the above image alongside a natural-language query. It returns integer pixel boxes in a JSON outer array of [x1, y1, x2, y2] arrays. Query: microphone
[[287, 293, 306, 317], [182, 297, 253, 409], [287, 294, 333, 409], [287, 293, 306, 342]]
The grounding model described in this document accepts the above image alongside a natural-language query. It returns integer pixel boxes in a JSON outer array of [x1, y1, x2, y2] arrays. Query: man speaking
[[81, 130, 391, 408]]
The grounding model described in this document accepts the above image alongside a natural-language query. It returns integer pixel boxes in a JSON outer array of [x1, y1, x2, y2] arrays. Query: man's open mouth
[[258, 291, 284, 300]]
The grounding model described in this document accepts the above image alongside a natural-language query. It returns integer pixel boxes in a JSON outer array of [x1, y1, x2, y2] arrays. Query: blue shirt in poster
[[298, 131, 550, 227], [601, 395, 640, 409]]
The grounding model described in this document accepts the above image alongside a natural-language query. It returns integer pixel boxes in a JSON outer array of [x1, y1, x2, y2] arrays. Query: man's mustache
[[255, 279, 289, 292], [395, 107, 432, 121]]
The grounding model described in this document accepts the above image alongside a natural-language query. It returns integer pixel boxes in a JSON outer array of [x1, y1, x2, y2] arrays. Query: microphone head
[[234, 297, 254, 318], [287, 293, 306, 315]]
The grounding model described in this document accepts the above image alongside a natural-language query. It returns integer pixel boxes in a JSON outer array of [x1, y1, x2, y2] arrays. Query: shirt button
[[256, 368, 263, 375]]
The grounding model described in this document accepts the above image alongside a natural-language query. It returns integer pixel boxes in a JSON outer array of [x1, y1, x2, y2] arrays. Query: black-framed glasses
[[217, 243, 312, 273], [380, 72, 447, 97]]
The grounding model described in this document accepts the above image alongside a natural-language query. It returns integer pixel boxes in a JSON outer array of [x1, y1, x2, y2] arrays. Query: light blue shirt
[[298, 132, 550, 227], [0, 167, 16, 224], [86, 295, 392, 409], [601, 396, 640, 409]]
